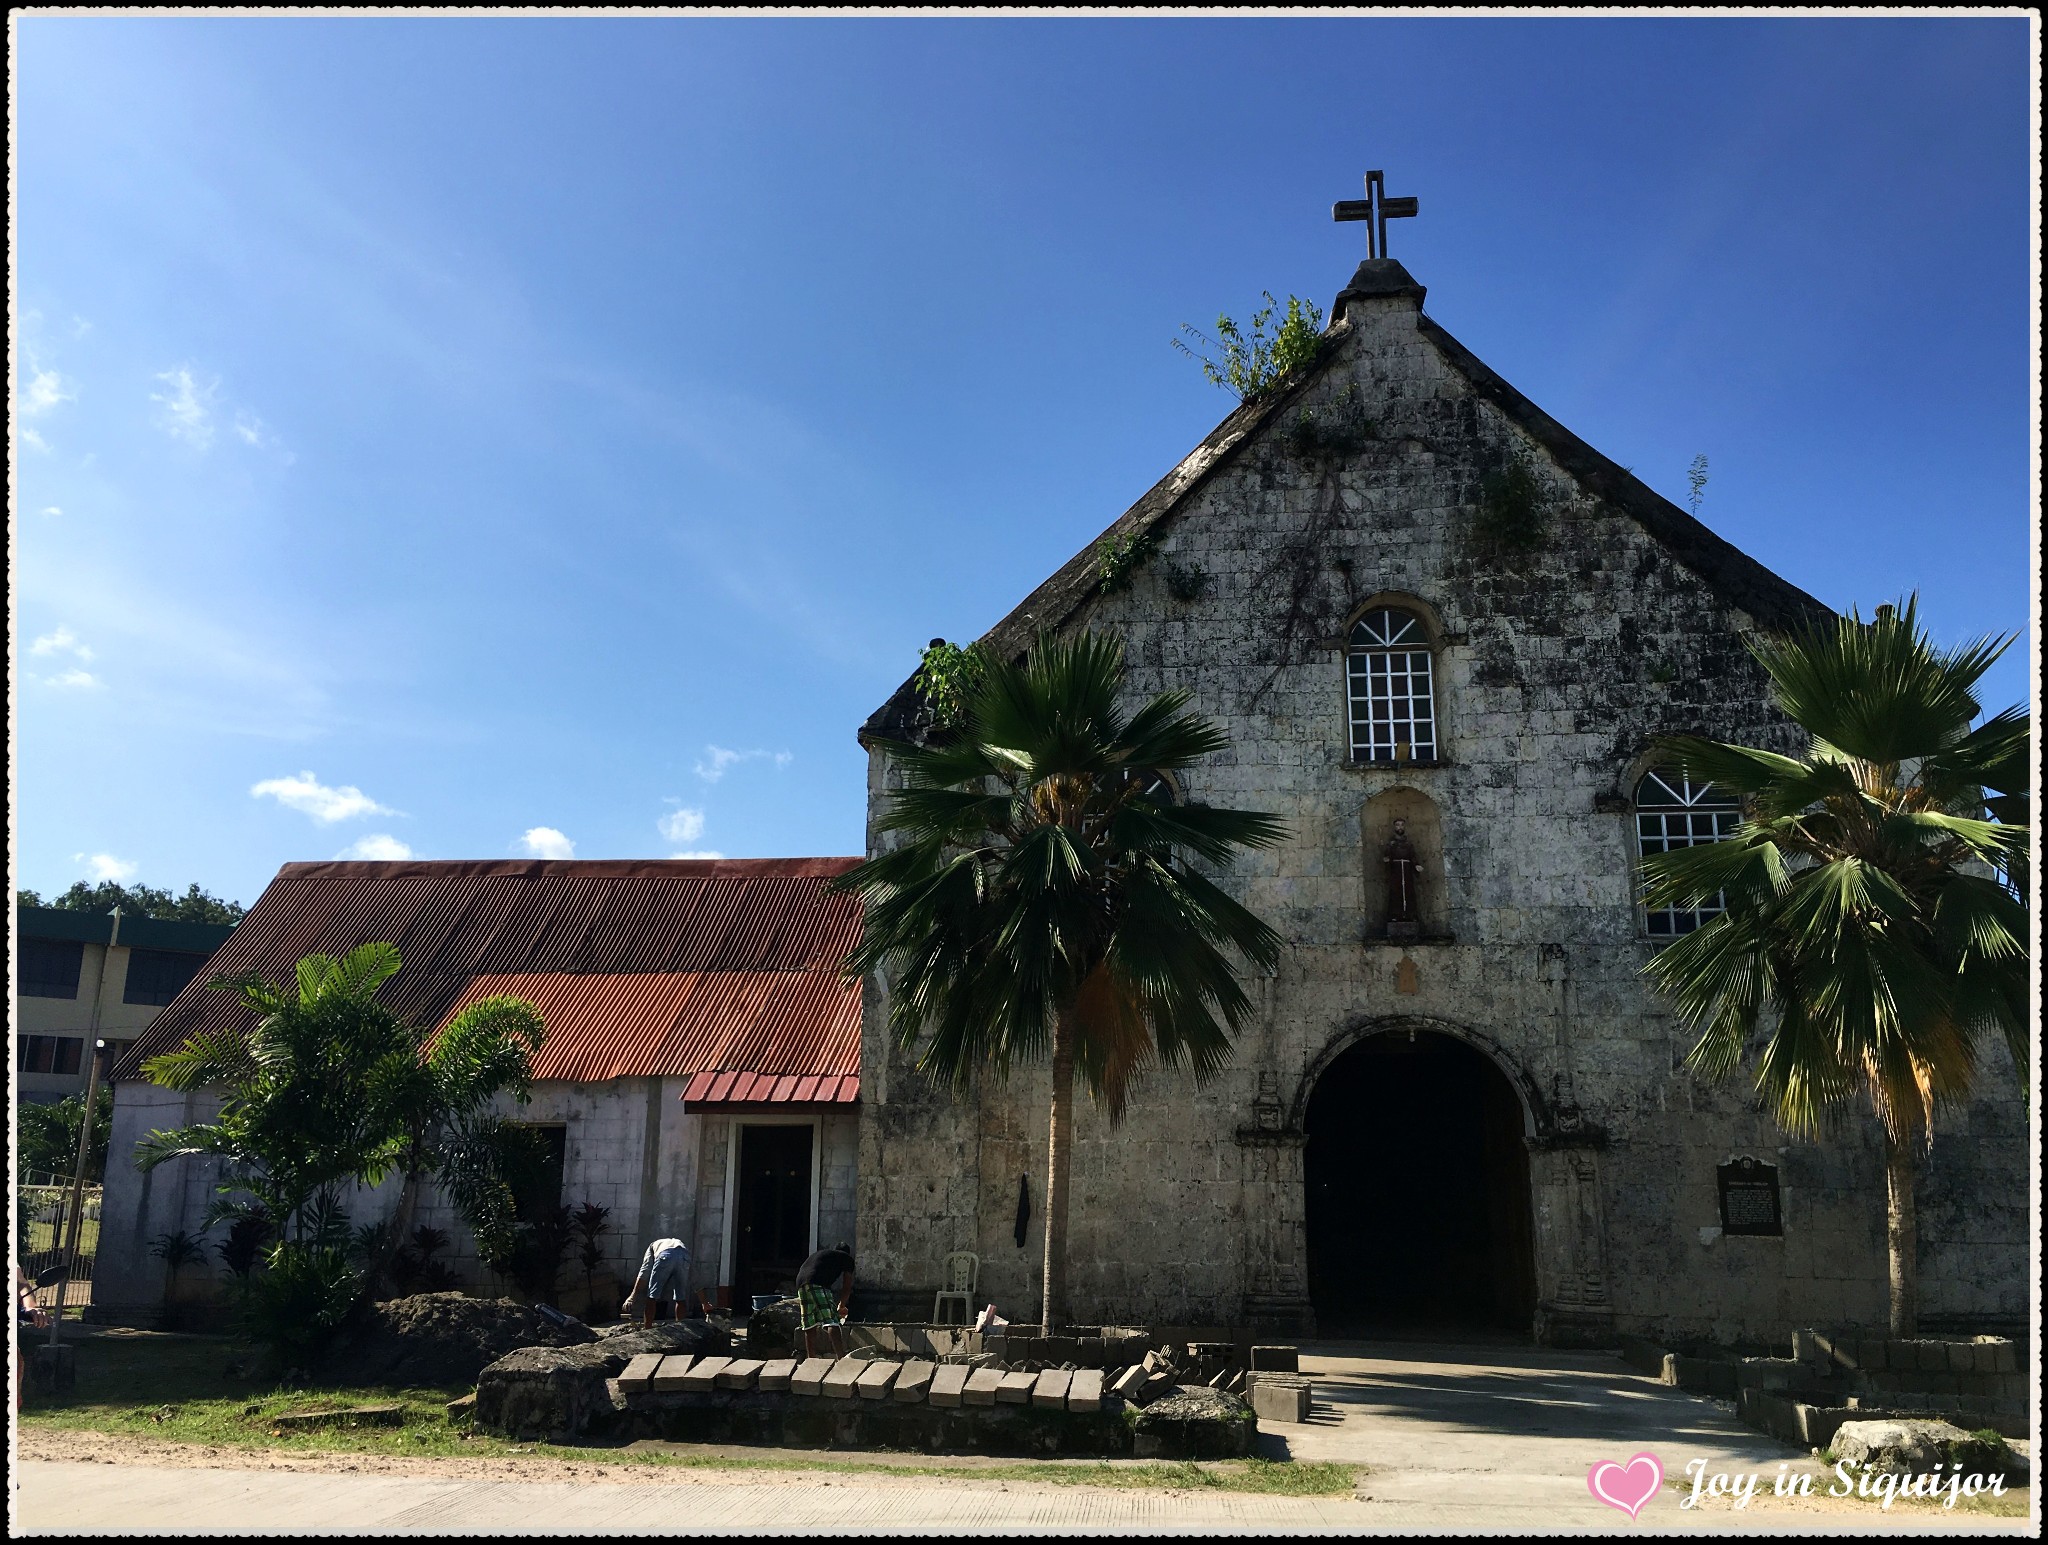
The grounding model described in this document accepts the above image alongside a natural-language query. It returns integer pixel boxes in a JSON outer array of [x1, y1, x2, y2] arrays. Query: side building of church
[[852, 258, 2027, 1345]]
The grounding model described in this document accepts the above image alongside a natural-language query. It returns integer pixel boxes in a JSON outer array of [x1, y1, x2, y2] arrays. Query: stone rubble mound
[[1128, 1383, 1257, 1458], [315, 1293, 596, 1389], [1830, 1419, 2025, 1482], [474, 1318, 734, 1441]]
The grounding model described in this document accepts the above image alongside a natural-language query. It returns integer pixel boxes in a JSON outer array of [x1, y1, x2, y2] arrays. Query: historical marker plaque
[[1716, 1157, 1782, 1236]]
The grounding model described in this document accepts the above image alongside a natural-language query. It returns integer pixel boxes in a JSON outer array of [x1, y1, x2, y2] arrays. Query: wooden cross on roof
[[1333, 170, 1419, 260]]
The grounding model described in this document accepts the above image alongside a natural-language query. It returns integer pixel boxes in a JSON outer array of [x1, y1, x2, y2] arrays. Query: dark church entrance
[[1305, 1030, 1535, 1337]]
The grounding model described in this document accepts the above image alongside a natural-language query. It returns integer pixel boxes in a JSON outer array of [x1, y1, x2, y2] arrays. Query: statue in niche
[[1383, 817, 1423, 940]]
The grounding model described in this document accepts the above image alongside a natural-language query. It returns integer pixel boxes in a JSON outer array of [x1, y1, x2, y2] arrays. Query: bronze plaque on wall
[[1716, 1157, 1782, 1236]]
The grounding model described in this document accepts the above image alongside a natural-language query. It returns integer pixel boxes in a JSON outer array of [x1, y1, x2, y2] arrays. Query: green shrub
[[243, 1243, 361, 1366], [1096, 530, 1162, 596], [915, 640, 993, 730], [1174, 293, 1326, 402]]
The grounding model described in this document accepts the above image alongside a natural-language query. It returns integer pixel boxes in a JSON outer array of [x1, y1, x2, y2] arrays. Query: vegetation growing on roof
[[1095, 528, 1163, 596], [915, 639, 994, 731], [1173, 292, 1326, 403]]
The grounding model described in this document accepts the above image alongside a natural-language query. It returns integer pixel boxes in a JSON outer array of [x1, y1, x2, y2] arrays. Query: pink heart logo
[[1587, 1452, 1663, 1519]]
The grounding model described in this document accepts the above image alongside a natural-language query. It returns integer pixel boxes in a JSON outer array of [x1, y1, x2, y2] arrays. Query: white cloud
[[18, 364, 73, 416], [519, 826, 575, 859], [38, 668, 101, 690], [672, 850, 725, 860], [233, 413, 269, 447], [694, 745, 793, 783], [657, 805, 706, 843], [75, 852, 138, 883], [31, 627, 94, 662], [336, 833, 415, 861], [20, 426, 50, 452], [40, 506, 62, 518], [152, 367, 218, 447], [250, 770, 394, 823]]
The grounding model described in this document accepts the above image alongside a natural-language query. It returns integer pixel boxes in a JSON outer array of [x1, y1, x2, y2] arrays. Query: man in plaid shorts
[[794, 1241, 854, 1358]]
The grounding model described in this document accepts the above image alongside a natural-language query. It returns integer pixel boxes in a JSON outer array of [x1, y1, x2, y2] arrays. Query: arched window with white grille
[[1634, 769, 1740, 936], [1347, 607, 1438, 763]]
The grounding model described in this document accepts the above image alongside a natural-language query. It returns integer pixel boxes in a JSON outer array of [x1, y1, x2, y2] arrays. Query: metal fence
[[17, 1176, 102, 1310]]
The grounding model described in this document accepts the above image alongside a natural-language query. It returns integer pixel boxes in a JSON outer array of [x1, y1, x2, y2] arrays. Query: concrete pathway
[[12, 1341, 2034, 1534]]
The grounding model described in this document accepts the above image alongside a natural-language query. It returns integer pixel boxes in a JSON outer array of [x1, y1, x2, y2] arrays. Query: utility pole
[[49, 907, 121, 1350]]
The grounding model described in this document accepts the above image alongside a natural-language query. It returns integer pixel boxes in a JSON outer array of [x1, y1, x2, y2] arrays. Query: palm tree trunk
[[1039, 1009, 1076, 1338], [1884, 1134, 1917, 1338]]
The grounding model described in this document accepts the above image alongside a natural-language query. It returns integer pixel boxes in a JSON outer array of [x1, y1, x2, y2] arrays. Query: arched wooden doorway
[[1304, 1028, 1536, 1337]]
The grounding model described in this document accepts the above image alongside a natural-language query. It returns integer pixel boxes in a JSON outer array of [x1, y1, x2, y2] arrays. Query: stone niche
[[1359, 786, 1448, 941]]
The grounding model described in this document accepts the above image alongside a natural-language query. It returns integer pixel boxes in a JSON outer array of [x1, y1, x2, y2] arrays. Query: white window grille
[[1347, 607, 1437, 763], [1635, 769, 1740, 936]]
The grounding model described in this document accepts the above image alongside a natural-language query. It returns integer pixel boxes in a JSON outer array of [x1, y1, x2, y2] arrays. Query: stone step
[[678, 1356, 730, 1393], [1108, 1365, 1147, 1401], [1032, 1369, 1073, 1410], [650, 1355, 696, 1393], [855, 1361, 900, 1400], [997, 1370, 1037, 1406], [792, 1357, 836, 1396], [930, 1364, 970, 1408], [1248, 1375, 1311, 1425], [757, 1359, 797, 1393], [270, 1405, 404, 1431], [716, 1359, 764, 1391], [821, 1357, 863, 1398], [617, 1353, 664, 1393], [893, 1360, 936, 1404], [1068, 1369, 1104, 1413], [964, 1367, 1003, 1407]]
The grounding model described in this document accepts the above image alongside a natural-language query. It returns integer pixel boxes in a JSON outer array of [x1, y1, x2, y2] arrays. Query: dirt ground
[[15, 1424, 1209, 1491]]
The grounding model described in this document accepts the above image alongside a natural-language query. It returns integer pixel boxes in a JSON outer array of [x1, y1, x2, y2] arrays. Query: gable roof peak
[[1335, 257, 1426, 319]]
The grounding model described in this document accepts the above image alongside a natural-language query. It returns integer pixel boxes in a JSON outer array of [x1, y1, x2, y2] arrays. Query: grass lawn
[[21, 1329, 1357, 1496]]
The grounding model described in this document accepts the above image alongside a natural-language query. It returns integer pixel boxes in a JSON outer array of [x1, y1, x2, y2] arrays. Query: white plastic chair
[[931, 1251, 980, 1326]]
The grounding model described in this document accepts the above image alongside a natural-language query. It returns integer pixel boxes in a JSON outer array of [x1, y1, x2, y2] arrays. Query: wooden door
[[732, 1124, 814, 1302]]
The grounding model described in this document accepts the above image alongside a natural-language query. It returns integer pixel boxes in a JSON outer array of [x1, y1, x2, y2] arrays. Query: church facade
[[853, 258, 2027, 1345]]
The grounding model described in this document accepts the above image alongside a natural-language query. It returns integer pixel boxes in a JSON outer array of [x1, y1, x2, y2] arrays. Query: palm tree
[[139, 942, 546, 1306], [1640, 597, 2029, 1336], [835, 630, 1288, 1335], [139, 944, 425, 1239]]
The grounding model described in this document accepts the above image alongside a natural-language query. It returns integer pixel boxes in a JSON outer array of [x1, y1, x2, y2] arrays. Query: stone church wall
[[854, 275, 2027, 1343]]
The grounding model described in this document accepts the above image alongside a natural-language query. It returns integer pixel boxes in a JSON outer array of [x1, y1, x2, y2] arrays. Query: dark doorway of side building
[[1305, 1030, 1535, 1339], [732, 1123, 815, 1304]]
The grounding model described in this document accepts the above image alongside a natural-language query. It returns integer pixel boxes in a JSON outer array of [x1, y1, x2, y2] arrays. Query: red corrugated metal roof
[[680, 1070, 860, 1109], [111, 858, 864, 1087], [437, 972, 859, 1085]]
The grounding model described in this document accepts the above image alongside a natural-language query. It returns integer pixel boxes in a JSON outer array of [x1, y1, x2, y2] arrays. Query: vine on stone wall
[[1474, 457, 1549, 552], [1096, 529, 1163, 595]]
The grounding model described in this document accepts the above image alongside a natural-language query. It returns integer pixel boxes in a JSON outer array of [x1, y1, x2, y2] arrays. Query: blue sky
[[11, 15, 2035, 908]]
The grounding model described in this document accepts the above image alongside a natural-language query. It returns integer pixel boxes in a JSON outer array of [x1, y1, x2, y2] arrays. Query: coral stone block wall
[[853, 270, 2028, 1344]]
